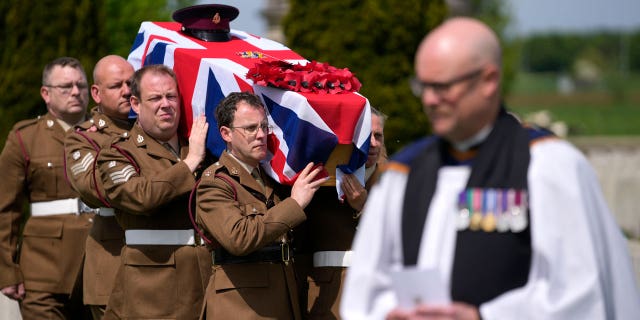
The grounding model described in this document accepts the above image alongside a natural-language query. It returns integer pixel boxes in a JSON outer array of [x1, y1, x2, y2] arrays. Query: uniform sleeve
[[0, 130, 27, 287], [196, 173, 306, 256], [341, 170, 407, 320], [64, 131, 106, 208], [480, 140, 640, 319], [97, 145, 196, 215]]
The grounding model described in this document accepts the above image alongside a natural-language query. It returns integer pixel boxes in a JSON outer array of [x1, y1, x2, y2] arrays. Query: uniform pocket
[[20, 219, 64, 284], [22, 220, 63, 238], [121, 246, 177, 318], [214, 264, 269, 291]]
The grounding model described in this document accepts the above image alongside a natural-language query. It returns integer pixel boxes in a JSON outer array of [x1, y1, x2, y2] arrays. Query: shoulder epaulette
[[110, 131, 131, 145], [74, 118, 95, 131], [12, 117, 40, 131], [202, 161, 226, 178]]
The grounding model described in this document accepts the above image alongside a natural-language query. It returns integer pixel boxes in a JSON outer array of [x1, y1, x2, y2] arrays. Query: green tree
[[283, 0, 514, 153], [0, 0, 194, 148], [283, 0, 447, 153]]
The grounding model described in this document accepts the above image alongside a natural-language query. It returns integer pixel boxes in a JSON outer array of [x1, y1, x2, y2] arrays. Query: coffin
[[127, 22, 371, 189]]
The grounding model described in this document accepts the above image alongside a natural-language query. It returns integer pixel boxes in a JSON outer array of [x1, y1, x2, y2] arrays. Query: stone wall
[[571, 136, 640, 289]]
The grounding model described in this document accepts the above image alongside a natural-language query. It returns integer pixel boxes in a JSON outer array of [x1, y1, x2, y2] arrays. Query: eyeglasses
[[410, 68, 483, 97], [230, 123, 273, 136], [44, 82, 88, 95]]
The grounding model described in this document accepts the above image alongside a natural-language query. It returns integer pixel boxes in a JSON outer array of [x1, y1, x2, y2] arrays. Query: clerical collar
[[227, 151, 258, 175], [452, 125, 493, 151]]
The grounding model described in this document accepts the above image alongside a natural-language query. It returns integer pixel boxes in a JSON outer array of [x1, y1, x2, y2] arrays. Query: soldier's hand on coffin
[[341, 173, 367, 212], [291, 162, 329, 209], [184, 115, 209, 172]]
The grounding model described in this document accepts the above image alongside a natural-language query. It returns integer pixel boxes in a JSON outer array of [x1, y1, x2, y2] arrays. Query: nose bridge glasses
[[410, 68, 483, 97], [231, 123, 274, 136], [45, 82, 88, 95]]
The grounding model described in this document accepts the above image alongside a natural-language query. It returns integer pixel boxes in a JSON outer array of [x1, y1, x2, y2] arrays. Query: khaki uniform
[[196, 151, 306, 320], [97, 124, 211, 320], [0, 113, 94, 318], [297, 164, 383, 319], [64, 107, 131, 307]]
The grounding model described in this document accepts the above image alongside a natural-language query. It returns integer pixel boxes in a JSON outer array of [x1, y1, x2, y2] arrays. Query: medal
[[481, 189, 496, 232], [469, 188, 482, 231], [495, 189, 510, 232], [509, 190, 528, 232], [456, 191, 470, 230]]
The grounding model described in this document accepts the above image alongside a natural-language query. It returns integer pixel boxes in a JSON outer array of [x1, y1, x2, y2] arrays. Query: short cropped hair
[[42, 57, 86, 85], [215, 92, 265, 129], [129, 64, 178, 99]]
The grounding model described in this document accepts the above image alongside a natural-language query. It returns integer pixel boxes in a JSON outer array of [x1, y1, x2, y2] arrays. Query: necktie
[[163, 143, 180, 160], [251, 168, 265, 192]]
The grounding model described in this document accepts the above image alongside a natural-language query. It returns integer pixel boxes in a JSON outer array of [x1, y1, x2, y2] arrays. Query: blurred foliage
[[283, 0, 447, 154], [520, 30, 640, 74], [283, 0, 516, 154], [0, 0, 194, 148]]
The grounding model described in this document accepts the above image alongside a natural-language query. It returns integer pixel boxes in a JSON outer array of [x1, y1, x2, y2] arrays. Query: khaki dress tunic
[[98, 124, 211, 320], [64, 107, 131, 306], [196, 151, 306, 320], [297, 164, 383, 319], [0, 113, 94, 312]]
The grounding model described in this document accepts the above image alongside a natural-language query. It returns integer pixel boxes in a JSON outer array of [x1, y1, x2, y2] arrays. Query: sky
[[199, 0, 640, 37], [505, 0, 640, 35]]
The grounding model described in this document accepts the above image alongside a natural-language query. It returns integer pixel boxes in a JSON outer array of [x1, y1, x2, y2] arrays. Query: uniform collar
[[220, 151, 271, 195], [130, 124, 183, 161]]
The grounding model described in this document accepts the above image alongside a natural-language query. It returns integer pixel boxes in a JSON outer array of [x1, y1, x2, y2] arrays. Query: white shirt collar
[[452, 125, 493, 151]]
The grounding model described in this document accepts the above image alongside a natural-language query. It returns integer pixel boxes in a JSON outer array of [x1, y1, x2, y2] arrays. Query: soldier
[[297, 107, 387, 319], [196, 92, 327, 319], [97, 64, 211, 320], [340, 107, 388, 215], [64, 55, 134, 319], [0, 57, 93, 319]]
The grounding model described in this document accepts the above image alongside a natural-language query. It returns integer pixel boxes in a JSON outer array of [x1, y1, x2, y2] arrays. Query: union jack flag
[[127, 22, 371, 195]]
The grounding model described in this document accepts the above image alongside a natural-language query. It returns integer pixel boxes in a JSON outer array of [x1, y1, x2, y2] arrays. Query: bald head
[[414, 18, 503, 143], [91, 55, 135, 120], [416, 17, 501, 76], [93, 55, 132, 84]]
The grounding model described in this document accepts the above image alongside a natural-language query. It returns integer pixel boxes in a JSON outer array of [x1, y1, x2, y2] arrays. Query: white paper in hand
[[390, 267, 451, 308]]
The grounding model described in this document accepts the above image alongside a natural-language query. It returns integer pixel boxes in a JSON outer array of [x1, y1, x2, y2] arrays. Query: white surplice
[[341, 138, 640, 320]]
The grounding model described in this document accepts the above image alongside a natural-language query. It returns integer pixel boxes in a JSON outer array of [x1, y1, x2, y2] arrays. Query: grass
[[505, 72, 640, 136]]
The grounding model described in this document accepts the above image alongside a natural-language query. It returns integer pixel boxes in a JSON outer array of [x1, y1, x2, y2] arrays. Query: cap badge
[[212, 12, 221, 24]]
